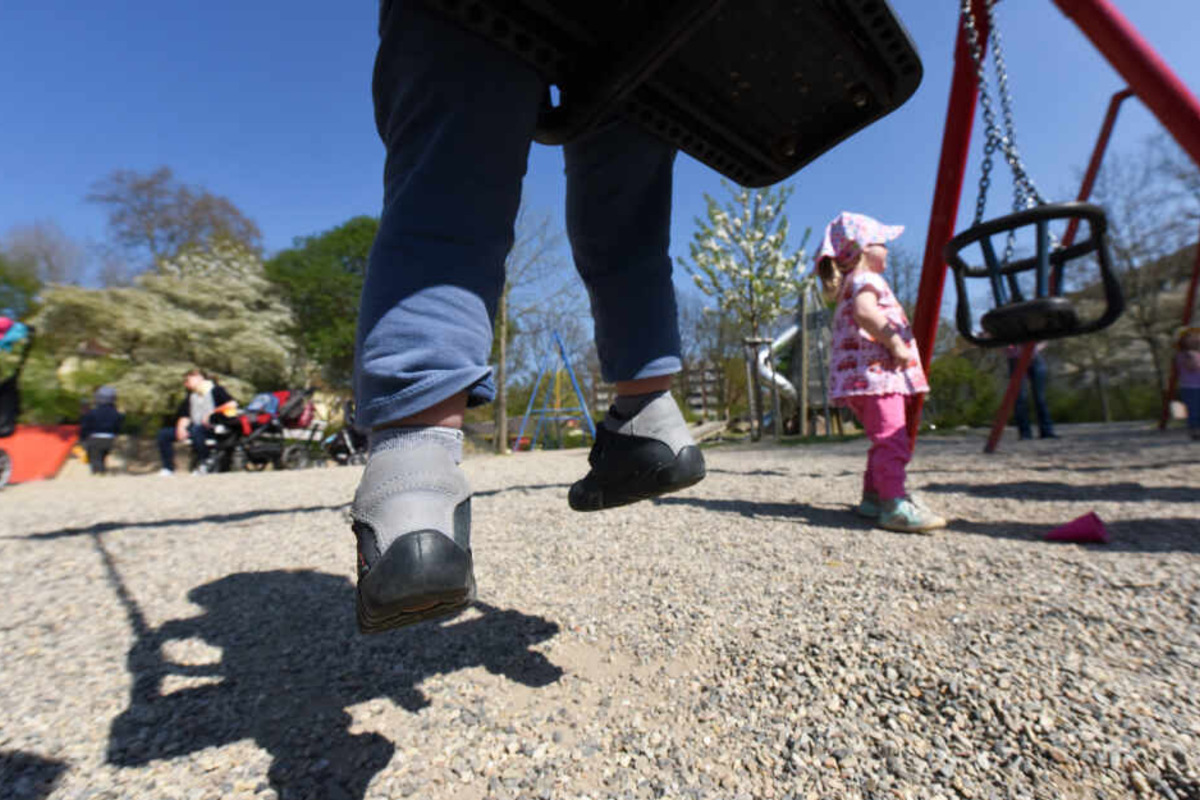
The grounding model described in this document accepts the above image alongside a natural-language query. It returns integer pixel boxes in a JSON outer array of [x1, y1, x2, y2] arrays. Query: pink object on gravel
[[1045, 511, 1111, 544]]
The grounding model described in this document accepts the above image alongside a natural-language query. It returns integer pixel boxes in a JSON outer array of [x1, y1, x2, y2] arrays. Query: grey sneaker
[[878, 496, 947, 534], [350, 443, 476, 633], [854, 490, 881, 518]]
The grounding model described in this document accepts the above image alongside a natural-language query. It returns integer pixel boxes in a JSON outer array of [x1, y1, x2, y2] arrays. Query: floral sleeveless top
[[829, 272, 929, 403]]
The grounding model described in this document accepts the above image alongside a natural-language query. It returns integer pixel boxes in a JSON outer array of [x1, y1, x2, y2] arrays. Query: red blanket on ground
[[4, 425, 80, 484]]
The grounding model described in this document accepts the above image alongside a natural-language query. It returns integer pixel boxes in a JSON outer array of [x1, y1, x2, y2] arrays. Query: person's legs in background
[[1008, 357, 1033, 439], [85, 436, 113, 474], [562, 120, 705, 511], [188, 422, 210, 469], [350, 0, 544, 632], [1182, 386, 1200, 440], [156, 427, 177, 474], [1028, 353, 1056, 438]]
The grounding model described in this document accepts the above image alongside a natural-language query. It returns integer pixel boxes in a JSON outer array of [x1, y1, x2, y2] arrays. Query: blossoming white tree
[[682, 182, 809, 340], [681, 182, 810, 437], [34, 237, 300, 413]]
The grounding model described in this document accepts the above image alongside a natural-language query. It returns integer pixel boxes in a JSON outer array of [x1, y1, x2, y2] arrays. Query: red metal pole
[[1053, 0, 1200, 170], [906, 0, 989, 448], [984, 88, 1134, 453], [1159, 228, 1200, 428], [1062, 89, 1134, 245]]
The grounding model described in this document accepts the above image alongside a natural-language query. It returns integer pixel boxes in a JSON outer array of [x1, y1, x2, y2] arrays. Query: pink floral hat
[[816, 211, 904, 266]]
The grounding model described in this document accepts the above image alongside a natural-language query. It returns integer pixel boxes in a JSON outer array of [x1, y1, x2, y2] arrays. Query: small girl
[[1176, 326, 1200, 441], [80, 385, 125, 474], [816, 212, 945, 533]]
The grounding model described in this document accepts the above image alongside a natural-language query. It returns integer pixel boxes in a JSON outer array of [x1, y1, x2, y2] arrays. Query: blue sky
[[2, 1, 1198, 305]]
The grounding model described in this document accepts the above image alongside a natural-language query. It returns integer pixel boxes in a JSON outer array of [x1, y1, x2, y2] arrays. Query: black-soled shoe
[[568, 424, 706, 511], [351, 444, 476, 633]]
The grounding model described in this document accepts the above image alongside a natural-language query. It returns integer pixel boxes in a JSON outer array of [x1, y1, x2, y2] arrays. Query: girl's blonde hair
[[816, 251, 865, 303]]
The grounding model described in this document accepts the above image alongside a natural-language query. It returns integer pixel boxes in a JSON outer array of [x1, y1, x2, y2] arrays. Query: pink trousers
[[845, 393, 911, 501]]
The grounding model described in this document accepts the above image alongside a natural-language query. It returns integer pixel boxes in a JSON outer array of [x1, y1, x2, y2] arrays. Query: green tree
[[265, 216, 378, 388], [926, 355, 1000, 428]]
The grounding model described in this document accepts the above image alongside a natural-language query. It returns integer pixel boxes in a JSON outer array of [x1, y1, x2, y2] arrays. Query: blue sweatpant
[[355, 0, 683, 429]]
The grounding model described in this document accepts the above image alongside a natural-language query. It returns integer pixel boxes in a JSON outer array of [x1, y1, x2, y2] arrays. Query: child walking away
[[80, 385, 125, 474], [1176, 326, 1200, 441], [816, 212, 946, 533]]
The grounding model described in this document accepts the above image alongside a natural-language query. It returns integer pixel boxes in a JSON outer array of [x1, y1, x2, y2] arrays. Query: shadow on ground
[[653, 495, 1200, 553], [949, 516, 1200, 553], [651, 495, 870, 529], [97, 540, 561, 800], [12, 505, 346, 542], [922, 480, 1199, 504], [0, 750, 67, 800]]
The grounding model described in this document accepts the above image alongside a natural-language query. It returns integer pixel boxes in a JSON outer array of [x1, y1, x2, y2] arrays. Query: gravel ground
[[1, 422, 1197, 800]]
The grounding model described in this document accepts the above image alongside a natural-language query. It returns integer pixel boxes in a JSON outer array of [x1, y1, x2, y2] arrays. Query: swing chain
[[960, 0, 1052, 261]]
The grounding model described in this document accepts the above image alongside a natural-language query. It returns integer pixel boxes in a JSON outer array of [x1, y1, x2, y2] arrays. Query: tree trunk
[[798, 289, 810, 436], [1095, 368, 1112, 423], [1145, 337, 1166, 394], [744, 345, 762, 441], [494, 286, 508, 453]]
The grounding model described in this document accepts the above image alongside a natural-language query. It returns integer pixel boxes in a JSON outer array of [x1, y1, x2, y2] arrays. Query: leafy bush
[[926, 355, 1001, 427]]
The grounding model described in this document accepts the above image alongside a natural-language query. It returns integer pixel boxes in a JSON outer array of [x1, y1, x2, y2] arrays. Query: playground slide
[[756, 325, 799, 401]]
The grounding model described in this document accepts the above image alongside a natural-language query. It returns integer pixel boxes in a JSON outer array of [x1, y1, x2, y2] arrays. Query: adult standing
[[1006, 343, 1057, 440]]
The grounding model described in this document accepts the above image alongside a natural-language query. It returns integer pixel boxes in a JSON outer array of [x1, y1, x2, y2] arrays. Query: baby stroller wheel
[[281, 444, 310, 471], [230, 446, 248, 472], [0, 448, 11, 490]]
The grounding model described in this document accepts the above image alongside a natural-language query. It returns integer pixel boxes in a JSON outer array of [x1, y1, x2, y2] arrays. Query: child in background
[[1176, 327, 1200, 441], [816, 212, 946, 533], [80, 385, 125, 474]]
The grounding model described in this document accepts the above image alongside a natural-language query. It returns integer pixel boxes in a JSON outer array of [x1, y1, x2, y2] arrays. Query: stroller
[[206, 388, 322, 472], [0, 320, 34, 490], [323, 399, 368, 466]]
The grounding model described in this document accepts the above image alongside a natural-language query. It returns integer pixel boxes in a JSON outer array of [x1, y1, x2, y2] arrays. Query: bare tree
[[4, 220, 86, 284], [1153, 134, 1200, 226], [1093, 147, 1193, 392], [96, 250, 136, 288], [87, 166, 262, 272], [493, 208, 573, 452], [887, 244, 923, 319]]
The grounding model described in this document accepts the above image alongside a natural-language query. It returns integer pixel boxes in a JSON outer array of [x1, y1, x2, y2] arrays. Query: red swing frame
[[907, 0, 1200, 452]]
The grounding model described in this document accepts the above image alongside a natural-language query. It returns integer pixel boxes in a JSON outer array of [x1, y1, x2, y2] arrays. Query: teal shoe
[[878, 496, 946, 534], [854, 490, 881, 518]]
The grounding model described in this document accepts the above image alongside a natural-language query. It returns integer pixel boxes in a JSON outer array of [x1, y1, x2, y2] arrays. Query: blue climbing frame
[[513, 331, 597, 452]]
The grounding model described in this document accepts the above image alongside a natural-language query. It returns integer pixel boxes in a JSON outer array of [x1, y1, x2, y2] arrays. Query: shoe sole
[[356, 530, 477, 634], [569, 445, 706, 512], [357, 584, 474, 633], [878, 519, 946, 534]]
